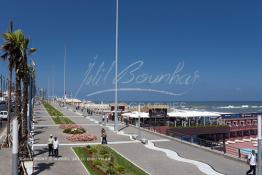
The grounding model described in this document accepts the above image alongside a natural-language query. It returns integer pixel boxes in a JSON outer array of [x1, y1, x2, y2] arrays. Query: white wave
[[218, 105, 251, 109]]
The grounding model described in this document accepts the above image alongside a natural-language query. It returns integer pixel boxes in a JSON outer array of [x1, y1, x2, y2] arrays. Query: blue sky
[[0, 0, 262, 101]]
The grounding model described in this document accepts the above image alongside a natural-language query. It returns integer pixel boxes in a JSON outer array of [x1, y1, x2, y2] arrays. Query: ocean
[[93, 100, 262, 114]]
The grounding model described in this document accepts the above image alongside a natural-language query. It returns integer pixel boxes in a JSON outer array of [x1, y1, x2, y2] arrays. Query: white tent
[[167, 110, 221, 118], [122, 111, 149, 118]]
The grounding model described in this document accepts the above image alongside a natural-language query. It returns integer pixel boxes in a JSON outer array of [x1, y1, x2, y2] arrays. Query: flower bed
[[66, 134, 97, 142], [43, 102, 75, 124], [63, 127, 86, 134], [59, 124, 81, 129], [73, 145, 148, 175]]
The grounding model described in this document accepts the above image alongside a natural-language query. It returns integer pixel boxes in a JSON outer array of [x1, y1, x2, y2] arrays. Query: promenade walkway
[[0, 147, 11, 174], [32, 104, 88, 175], [32, 102, 249, 175]]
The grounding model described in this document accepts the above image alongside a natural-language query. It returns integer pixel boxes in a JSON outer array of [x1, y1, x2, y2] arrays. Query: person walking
[[101, 128, 107, 144], [125, 118, 129, 127], [53, 137, 59, 157], [102, 114, 105, 124], [246, 150, 256, 175], [47, 134, 54, 156], [106, 114, 109, 123]]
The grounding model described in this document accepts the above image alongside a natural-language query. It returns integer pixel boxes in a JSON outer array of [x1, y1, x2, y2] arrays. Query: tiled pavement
[[32, 102, 249, 175]]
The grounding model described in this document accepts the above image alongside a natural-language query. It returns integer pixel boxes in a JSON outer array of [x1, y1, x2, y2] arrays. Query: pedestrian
[[246, 150, 256, 175], [102, 114, 105, 123], [106, 114, 109, 123], [53, 137, 59, 157], [47, 134, 54, 156], [101, 128, 107, 144]]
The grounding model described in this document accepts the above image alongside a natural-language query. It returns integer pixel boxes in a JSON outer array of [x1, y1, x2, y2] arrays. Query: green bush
[[106, 168, 116, 175], [74, 146, 148, 175], [99, 148, 109, 155], [43, 102, 75, 124], [63, 128, 86, 134], [63, 128, 72, 134], [116, 165, 125, 174], [103, 154, 110, 160], [93, 160, 102, 166]]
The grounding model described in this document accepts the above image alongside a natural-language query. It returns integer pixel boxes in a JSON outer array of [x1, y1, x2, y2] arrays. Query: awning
[[167, 110, 221, 118], [122, 111, 149, 118]]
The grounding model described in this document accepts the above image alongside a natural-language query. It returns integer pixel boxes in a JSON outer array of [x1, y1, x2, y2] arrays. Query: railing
[[229, 125, 257, 131], [146, 126, 249, 160]]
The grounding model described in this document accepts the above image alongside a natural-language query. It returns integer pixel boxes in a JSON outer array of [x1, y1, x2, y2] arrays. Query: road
[[0, 103, 15, 143]]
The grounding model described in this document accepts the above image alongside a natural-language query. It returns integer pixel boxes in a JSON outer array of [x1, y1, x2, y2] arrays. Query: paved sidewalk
[[33, 102, 250, 175], [32, 104, 88, 175], [61, 104, 250, 175], [0, 148, 11, 174], [52, 104, 207, 175]]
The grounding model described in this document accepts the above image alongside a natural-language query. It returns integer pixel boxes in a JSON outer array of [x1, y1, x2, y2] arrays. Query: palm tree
[[1, 31, 18, 146], [20, 40, 36, 139]]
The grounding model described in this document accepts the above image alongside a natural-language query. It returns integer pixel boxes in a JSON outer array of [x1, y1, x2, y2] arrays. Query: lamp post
[[12, 118, 18, 175], [0, 74, 3, 97], [28, 65, 34, 132], [138, 104, 141, 139], [64, 46, 66, 107], [114, 0, 119, 131]]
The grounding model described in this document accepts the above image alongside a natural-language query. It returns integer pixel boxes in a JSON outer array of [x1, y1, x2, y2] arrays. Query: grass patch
[[43, 102, 74, 124], [73, 145, 148, 175]]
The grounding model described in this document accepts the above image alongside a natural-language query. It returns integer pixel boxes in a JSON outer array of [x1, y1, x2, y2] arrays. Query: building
[[221, 113, 258, 138]]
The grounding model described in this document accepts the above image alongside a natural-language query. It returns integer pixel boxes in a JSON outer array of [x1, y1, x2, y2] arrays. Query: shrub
[[93, 160, 102, 166], [116, 165, 125, 174], [63, 128, 72, 133], [63, 128, 86, 134], [99, 148, 109, 155], [106, 168, 116, 175]]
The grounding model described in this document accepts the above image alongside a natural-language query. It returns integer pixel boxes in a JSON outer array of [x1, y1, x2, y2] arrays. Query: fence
[[146, 126, 249, 159]]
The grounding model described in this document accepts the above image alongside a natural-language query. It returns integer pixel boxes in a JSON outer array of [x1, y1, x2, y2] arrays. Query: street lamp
[[114, 0, 119, 131]]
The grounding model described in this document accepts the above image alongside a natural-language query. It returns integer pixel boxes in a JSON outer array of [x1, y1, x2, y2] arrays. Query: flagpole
[[114, 0, 119, 131], [64, 46, 66, 106]]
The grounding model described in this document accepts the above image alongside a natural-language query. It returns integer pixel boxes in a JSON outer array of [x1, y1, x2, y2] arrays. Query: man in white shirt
[[53, 137, 59, 157], [246, 150, 256, 175], [47, 134, 54, 156]]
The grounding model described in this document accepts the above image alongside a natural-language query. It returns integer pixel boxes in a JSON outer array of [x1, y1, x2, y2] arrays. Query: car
[[0, 111, 8, 120]]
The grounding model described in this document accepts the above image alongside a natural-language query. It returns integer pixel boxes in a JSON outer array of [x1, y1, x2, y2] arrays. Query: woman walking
[[101, 128, 107, 144]]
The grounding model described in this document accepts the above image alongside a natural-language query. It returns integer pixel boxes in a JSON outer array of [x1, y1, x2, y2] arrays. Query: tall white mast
[[114, 0, 119, 131], [64, 46, 66, 99]]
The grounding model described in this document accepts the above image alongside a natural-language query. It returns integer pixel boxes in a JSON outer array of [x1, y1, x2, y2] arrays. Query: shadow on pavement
[[32, 162, 54, 175], [33, 147, 49, 157], [33, 129, 46, 136], [119, 125, 129, 131]]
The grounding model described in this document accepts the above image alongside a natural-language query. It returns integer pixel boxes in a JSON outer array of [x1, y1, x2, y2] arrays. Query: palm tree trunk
[[15, 75, 22, 140], [6, 66, 12, 146], [22, 74, 29, 141]]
